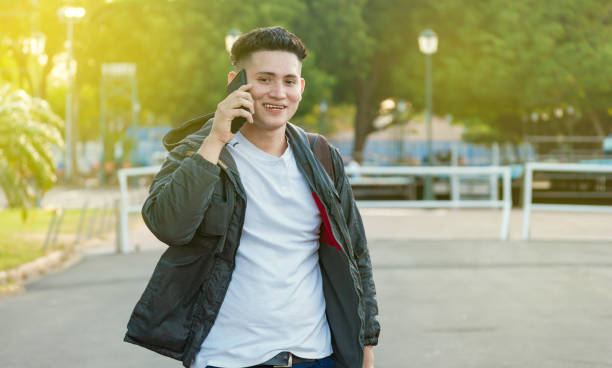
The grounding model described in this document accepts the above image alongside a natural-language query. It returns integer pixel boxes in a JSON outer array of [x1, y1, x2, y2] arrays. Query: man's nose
[[268, 81, 286, 98]]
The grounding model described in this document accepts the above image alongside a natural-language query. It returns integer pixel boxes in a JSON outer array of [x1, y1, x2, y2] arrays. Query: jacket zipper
[[297, 163, 365, 361]]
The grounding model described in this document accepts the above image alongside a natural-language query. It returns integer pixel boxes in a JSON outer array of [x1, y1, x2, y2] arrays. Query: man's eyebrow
[[255, 71, 299, 79]]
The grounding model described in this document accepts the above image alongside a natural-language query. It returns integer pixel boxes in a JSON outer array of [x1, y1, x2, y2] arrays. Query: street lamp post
[[419, 29, 438, 200], [57, 6, 85, 182]]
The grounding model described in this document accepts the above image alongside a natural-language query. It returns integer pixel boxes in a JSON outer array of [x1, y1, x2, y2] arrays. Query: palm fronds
[[0, 83, 64, 211]]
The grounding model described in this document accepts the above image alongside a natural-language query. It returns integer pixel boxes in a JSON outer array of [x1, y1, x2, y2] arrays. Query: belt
[[255, 352, 319, 367]]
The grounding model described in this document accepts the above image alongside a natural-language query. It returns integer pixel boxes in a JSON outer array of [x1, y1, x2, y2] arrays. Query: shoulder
[[163, 115, 214, 157]]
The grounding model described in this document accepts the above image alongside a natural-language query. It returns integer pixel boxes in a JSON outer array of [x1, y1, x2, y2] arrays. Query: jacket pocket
[[127, 244, 215, 355], [197, 196, 231, 236]]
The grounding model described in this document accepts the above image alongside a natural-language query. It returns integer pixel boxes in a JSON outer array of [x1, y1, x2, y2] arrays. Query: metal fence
[[346, 166, 513, 240], [521, 162, 612, 240], [116, 165, 513, 252], [117, 165, 161, 253], [118, 162, 612, 247], [42, 199, 117, 250]]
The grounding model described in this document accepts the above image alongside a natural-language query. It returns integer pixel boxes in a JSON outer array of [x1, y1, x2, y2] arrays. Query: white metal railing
[[118, 165, 513, 250], [522, 162, 612, 240], [346, 166, 513, 240], [117, 165, 161, 253]]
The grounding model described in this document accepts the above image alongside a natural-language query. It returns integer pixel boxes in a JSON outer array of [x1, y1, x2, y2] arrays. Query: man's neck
[[240, 123, 288, 157]]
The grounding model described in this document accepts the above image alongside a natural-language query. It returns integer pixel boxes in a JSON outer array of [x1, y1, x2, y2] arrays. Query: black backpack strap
[[306, 132, 335, 182]]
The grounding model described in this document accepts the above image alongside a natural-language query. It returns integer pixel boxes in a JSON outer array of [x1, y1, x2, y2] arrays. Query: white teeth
[[264, 104, 284, 110]]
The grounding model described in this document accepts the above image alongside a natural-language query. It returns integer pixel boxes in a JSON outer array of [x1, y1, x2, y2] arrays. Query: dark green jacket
[[124, 116, 380, 368]]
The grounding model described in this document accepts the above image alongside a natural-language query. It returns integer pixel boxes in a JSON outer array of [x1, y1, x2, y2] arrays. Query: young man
[[124, 26, 379, 368]]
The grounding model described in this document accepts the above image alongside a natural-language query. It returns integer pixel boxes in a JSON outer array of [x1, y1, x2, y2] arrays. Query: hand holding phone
[[226, 69, 250, 133]]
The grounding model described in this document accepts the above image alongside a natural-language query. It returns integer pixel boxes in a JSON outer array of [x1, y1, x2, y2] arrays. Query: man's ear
[[228, 71, 237, 84], [300, 78, 305, 96]]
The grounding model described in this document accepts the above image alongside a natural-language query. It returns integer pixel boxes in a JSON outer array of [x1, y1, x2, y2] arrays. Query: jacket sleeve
[[330, 147, 380, 346], [141, 143, 221, 246]]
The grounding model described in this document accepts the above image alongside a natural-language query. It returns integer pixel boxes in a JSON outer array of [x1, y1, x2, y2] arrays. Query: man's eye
[[258, 78, 270, 82], [285, 80, 296, 85]]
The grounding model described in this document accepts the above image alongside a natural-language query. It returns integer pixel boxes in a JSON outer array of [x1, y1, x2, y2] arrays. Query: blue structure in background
[[125, 129, 539, 182], [127, 126, 172, 166], [329, 138, 534, 181], [330, 139, 534, 166]]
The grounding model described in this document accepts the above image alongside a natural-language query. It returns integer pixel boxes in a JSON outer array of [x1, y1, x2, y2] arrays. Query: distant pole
[[131, 72, 140, 167], [65, 19, 74, 181], [425, 54, 433, 165], [397, 100, 407, 163], [58, 6, 86, 182], [419, 29, 438, 200], [99, 76, 106, 185]]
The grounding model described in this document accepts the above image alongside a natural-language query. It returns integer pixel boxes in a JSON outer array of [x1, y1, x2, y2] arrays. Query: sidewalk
[[360, 207, 612, 241], [1, 209, 612, 367]]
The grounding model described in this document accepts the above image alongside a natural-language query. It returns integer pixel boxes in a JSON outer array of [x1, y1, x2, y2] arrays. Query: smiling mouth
[[263, 103, 286, 110]]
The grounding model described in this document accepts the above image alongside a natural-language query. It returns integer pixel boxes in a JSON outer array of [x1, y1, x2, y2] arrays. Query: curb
[[0, 249, 83, 297], [0, 230, 120, 298]]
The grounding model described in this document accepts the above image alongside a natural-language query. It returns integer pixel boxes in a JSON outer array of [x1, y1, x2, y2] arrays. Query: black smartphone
[[226, 69, 249, 133]]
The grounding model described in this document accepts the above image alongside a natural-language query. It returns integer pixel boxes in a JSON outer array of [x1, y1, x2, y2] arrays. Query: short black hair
[[230, 26, 308, 67]]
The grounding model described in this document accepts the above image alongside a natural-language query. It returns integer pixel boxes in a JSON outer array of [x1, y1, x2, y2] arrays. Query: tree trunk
[[13, 49, 34, 94], [39, 59, 54, 100], [587, 109, 606, 137], [352, 75, 379, 163]]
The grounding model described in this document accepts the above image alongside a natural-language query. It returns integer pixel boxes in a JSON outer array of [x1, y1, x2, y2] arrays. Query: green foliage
[[393, 0, 612, 142], [0, 84, 63, 210], [2, 0, 611, 162]]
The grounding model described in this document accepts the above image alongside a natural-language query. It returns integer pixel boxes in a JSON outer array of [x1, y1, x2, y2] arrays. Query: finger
[[234, 108, 254, 124], [237, 98, 255, 114], [227, 97, 254, 114], [238, 83, 252, 92], [233, 90, 254, 103], [228, 91, 254, 107]]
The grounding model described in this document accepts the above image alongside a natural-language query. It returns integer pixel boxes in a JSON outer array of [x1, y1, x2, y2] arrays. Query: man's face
[[234, 50, 305, 131]]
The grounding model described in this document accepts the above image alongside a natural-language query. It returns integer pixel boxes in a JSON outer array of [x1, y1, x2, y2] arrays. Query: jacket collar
[[162, 116, 335, 202], [286, 123, 338, 203]]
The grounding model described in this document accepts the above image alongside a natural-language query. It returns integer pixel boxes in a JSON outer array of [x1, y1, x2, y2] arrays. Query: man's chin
[[252, 119, 288, 131]]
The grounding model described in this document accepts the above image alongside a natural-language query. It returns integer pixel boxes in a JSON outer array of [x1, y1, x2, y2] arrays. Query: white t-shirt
[[192, 132, 332, 368]]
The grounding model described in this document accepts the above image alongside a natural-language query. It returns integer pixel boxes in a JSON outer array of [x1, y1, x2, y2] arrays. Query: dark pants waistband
[[205, 353, 334, 368]]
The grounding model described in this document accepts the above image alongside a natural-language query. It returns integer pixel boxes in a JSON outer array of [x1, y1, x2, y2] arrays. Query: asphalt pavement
[[2, 210, 612, 367]]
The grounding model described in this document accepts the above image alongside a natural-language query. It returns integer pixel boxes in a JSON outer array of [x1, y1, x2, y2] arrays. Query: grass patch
[[0, 242, 45, 272], [0, 208, 115, 271], [0, 208, 114, 234]]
